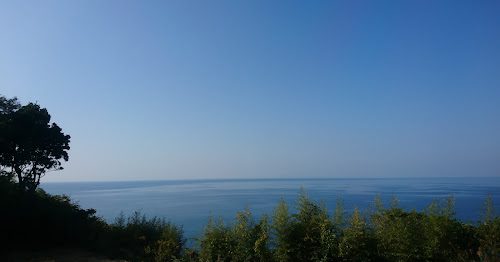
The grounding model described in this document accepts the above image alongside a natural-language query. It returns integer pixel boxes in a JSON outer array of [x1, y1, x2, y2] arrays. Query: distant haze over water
[[42, 177, 500, 242]]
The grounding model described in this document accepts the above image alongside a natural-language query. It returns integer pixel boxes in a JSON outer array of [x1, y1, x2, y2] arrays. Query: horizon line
[[41, 175, 500, 184]]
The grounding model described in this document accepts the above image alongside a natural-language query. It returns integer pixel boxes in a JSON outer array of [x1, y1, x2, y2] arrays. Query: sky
[[1, 1, 499, 181]]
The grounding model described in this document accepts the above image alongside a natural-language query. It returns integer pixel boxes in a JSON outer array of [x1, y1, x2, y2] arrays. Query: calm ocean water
[[42, 177, 500, 242]]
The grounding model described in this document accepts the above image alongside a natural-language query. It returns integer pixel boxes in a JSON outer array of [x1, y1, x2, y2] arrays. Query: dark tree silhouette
[[0, 95, 70, 192]]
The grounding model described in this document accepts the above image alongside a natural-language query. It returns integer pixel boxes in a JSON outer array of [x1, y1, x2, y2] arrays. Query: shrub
[[107, 211, 185, 261], [199, 217, 234, 262], [339, 208, 373, 261]]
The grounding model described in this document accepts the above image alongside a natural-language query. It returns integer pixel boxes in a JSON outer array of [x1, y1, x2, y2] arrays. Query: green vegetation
[[0, 96, 70, 192], [2, 177, 499, 261], [0, 177, 186, 261]]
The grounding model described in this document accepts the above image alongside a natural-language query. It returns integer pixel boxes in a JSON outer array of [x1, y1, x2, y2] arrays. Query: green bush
[[198, 210, 271, 262], [0, 178, 106, 254], [107, 211, 185, 261], [339, 208, 374, 261], [199, 217, 234, 262], [477, 195, 500, 261]]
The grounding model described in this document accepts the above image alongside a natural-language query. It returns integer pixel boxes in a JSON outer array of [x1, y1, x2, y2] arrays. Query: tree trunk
[[14, 165, 25, 191]]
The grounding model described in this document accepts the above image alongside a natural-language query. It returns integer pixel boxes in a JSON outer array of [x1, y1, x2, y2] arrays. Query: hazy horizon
[[39, 175, 500, 184], [2, 1, 500, 182]]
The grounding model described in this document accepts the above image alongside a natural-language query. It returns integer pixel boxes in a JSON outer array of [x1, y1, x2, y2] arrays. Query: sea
[[41, 177, 500, 243]]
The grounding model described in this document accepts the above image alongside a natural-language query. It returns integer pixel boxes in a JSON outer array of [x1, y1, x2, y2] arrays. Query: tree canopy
[[0, 95, 70, 191]]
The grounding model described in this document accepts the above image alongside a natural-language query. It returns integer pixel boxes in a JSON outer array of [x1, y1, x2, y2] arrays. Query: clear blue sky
[[1, 1, 499, 181]]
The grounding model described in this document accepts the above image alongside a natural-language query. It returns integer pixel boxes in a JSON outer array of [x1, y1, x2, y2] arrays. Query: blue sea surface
[[42, 177, 500, 243]]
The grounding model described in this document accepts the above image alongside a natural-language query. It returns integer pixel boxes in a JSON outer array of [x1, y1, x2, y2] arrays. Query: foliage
[[339, 208, 373, 261], [196, 193, 498, 262], [199, 217, 234, 262], [0, 178, 185, 261], [198, 210, 271, 262], [108, 211, 185, 261], [0, 178, 106, 255], [477, 195, 500, 261], [1, 177, 499, 261], [284, 191, 338, 261], [272, 199, 292, 262], [231, 209, 271, 262], [0, 95, 70, 191]]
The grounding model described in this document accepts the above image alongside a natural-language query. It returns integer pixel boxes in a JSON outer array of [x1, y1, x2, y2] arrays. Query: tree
[[0, 95, 70, 192], [199, 217, 234, 262], [339, 208, 372, 261], [231, 209, 271, 262], [272, 198, 291, 262], [0, 96, 20, 114], [478, 196, 500, 261]]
